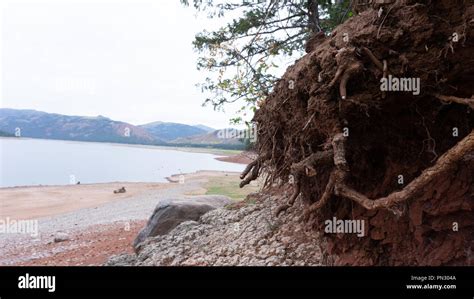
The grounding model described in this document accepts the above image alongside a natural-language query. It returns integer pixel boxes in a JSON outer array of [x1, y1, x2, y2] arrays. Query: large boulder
[[133, 195, 232, 252]]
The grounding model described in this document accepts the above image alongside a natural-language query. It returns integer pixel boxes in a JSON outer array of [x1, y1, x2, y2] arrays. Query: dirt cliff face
[[242, 0, 474, 265]]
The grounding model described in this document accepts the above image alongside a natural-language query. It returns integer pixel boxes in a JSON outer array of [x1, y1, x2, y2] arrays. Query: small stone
[[54, 232, 70, 243]]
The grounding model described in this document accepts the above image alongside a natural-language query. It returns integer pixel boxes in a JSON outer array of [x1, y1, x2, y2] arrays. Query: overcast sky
[[0, 0, 250, 128]]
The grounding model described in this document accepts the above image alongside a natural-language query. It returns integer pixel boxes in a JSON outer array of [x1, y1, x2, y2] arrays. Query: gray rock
[[53, 232, 70, 243], [133, 195, 232, 252], [104, 253, 137, 266]]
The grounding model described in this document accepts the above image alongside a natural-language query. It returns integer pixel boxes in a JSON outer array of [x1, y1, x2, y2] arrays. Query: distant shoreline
[[0, 170, 242, 190], [0, 136, 244, 155]]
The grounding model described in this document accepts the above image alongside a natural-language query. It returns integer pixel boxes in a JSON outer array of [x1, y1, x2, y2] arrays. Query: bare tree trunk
[[308, 0, 321, 32]]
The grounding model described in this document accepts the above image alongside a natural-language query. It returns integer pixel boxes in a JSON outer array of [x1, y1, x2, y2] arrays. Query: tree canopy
[[182, 0, 353, 124]]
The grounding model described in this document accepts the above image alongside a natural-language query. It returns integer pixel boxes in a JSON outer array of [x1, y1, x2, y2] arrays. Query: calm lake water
[[0, 138, 244, 188]]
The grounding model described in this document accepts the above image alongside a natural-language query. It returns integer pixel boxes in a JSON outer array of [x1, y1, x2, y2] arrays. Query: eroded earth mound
[[241, 0, 474, 265]]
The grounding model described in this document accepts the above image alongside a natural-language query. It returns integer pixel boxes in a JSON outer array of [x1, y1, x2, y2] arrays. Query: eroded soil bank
[[240, 0, 474, 265]]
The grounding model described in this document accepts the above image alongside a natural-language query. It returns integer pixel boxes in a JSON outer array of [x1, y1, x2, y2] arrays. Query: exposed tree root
[[434, 94, 474, 109], [339, 62, 363, 100], [291, 150, 334, 175], [296, 130, 474, 213], [331, 133, 349, 173], [361, 46, 390, 99], [376, 3, 395, 39], [328, 65, 344, 90], [240, 153, 269, 188], [275, 176, 301, 217], [382, 59, 388, 99], [334, 130, 474, 210], [302, 170, 337, 221], [361, 47, 385, 71], [275, 150, 334, 217], [302, 113, 316, 131], [300, 134, 347, 220]]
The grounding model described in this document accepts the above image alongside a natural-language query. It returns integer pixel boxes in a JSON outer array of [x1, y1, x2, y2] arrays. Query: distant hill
[[193, 124, 215, 132], [170, 128, 246, 149], [0, 108, 163, 145], [139, 121, 208, 142], [0, 108, 245, 149]]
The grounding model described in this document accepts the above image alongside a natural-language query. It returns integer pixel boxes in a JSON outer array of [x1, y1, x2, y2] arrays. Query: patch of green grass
[[204, 175, 259, 201]]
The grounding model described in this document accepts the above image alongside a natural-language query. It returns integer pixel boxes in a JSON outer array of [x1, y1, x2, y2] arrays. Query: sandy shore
[[0, 170, 252, 266], [215, 151, 256, 164], [0, 182, 172, 220], [0, 168, 247, 220]]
